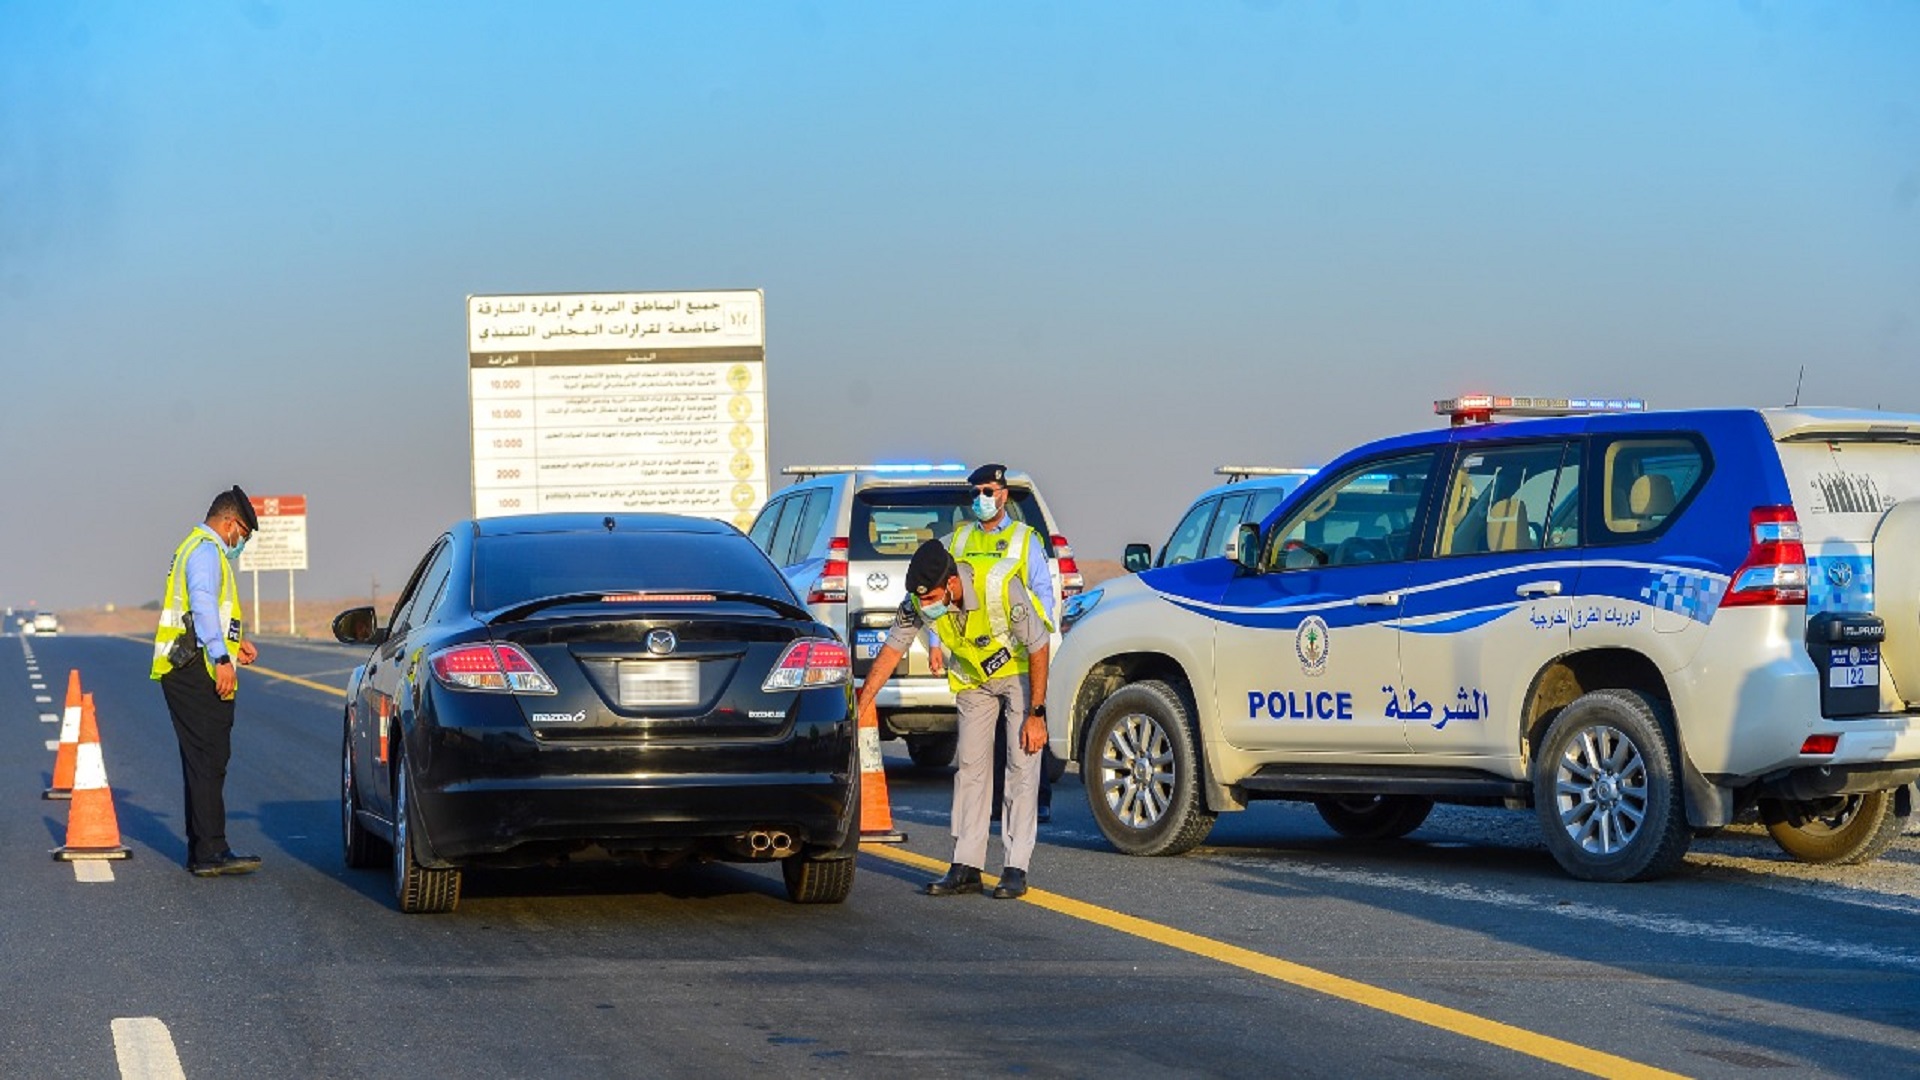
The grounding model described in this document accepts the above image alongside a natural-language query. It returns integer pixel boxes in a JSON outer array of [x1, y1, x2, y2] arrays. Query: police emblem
[[1295, 616, 1330, 677]]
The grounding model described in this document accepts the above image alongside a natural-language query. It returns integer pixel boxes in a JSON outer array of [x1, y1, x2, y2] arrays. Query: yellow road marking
[[111, 634, 349, 697], [863, 843, 1685, 1079]]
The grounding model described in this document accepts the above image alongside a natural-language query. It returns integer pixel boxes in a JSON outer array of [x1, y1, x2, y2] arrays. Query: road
[[5, 632, 1917, 1078]]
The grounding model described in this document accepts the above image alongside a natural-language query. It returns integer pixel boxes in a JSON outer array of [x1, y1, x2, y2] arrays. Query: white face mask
[[971, 492, 999, 521]]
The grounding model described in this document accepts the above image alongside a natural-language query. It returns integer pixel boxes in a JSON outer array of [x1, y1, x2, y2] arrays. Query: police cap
[[967, 463, 1007, 488], [904, 539, 958, 597], [229, 485, 259, 533]]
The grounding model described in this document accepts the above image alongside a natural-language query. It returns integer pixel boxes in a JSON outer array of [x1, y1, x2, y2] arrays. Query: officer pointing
[[856, 535, 1052, 899]]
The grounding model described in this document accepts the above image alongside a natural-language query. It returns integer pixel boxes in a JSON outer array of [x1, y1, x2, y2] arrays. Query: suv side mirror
[[332, 606, 387, 646], [1232, 524, 1261, 572], [1122, 543, 1153, 574]]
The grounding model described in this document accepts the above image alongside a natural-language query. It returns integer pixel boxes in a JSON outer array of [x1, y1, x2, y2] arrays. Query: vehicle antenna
[[1789, 365, 1804, 407]]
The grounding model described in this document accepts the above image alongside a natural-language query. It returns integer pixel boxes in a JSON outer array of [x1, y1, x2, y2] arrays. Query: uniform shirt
[[884, 568, 1050, 663], [969, 513, 1055, 622], [183, 524, 234, 662]]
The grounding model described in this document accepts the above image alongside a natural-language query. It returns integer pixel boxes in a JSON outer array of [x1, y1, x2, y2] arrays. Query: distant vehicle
[[332, 513, 859, 913], [749, 464, 1081, 769], [1124, 467, 1317, 573], [1051, 398, 1920, 882], [31, 612, 59, 634]]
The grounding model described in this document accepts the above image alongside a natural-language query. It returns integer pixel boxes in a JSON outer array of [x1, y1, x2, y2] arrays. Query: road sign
[[237, 495, 309, 573]]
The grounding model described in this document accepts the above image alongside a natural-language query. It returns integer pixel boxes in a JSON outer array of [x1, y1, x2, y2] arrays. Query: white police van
[[1047, 397, 1920, 881]]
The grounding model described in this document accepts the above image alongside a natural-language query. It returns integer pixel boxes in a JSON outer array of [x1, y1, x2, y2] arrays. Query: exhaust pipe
[[744, 829, 798, 858]]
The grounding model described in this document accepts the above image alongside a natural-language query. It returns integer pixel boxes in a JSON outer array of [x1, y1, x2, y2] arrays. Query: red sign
[[249, 495, 307, 518]]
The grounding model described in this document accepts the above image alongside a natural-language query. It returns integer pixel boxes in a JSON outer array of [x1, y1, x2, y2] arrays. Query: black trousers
[[159, 662, 235, 864]]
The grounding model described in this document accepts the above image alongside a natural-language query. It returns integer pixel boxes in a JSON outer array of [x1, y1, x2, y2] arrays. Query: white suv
[[1124, 467, 1316, 572], [750, 465, 1081, 767], [1047, 406, 1920, 881]]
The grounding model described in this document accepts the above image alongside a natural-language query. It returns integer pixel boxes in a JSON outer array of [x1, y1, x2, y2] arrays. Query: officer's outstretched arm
[[855, 644, 904, 723]]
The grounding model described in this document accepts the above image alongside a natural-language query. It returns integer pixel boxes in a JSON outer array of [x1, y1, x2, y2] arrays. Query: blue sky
[[3, 1, 1916, 609]]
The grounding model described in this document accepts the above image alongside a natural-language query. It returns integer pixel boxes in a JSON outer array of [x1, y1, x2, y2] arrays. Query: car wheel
[[1532, 688, 1691, 882], [392, 746, 461, 914], [1084, 680, 1216, 856], [342, 724, 388, 869], [1759, 790, 1908, 865], [782, 854, 856, 903], [1314, 795, 1434, 840], [906, 732, 957, 769]]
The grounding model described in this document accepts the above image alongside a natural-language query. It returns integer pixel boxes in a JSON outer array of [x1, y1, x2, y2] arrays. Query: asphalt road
[[5, 632, 1917, 1079]]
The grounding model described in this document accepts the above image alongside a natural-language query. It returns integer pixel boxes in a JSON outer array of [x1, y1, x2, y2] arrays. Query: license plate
[[1828, 645, 1879, 690], [618, 660, 700, 707], [855, 628, 885, 661]]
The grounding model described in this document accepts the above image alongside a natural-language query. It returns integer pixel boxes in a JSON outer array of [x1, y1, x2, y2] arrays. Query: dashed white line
[[45, 739, 60, 751], [34, 695, 51, 703], [40, 712, 58, 723], [112, 1017, 186, 1080]]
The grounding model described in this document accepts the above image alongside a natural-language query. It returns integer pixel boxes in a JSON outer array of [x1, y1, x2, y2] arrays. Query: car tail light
[[1799, 734, 1839, 755], [808, 537, 849, 605], [762, 638, 851, 691], [429, 643, 558, 694], [1053, 534, 1084, 598], [1720, 506, 1808, 607]]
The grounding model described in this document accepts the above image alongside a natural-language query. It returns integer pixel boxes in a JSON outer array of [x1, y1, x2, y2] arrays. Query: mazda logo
[[646, 630, 677, 655]]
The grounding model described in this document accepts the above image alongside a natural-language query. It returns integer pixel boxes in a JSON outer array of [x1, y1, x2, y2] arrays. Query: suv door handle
[[1355, 592, 1400, 607], [1516, 581, 1562, 598]]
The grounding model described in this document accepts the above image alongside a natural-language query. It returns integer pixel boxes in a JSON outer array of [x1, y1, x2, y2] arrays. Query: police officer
[[857, 539, 1051, 898], [151, 486, 262, 877]]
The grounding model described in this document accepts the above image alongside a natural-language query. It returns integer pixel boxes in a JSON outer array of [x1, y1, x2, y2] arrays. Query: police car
[[1047, 396, 1920, 881], [1123, 467, 1316, 572]]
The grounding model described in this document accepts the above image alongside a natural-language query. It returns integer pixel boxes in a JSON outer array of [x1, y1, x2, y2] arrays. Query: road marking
[[32, 682, 46, 690], [246, 663, 347, 697], [74, 860, 115, 883], [864, 844, 1683, 1079], [35, 694, 51, 703], [45, 740, 60, 751], [41, 712, 58, 723], [112, 1017, 186, 1080]]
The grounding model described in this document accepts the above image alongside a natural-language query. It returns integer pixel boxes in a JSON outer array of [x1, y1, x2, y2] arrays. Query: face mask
[[230, 536, 249, 559], [971, 493, 998, 521], [916, 597, 950, 621]]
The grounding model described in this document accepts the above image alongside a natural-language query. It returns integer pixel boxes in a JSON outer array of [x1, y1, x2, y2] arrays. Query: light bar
[[1215, 466, 1317, 483], [780, 463, 968, 477], [1434, 395, 1647, 418]]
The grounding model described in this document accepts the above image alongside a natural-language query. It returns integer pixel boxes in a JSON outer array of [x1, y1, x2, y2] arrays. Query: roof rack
[[1214, 466, 1317, 485], [1434, 395, 1647, 427], [780, 463, 968, 480]]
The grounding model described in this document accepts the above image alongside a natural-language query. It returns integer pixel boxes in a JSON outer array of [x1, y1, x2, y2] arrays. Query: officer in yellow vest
[[151, 486, 262, 877], [856, 539, 1051, 899]]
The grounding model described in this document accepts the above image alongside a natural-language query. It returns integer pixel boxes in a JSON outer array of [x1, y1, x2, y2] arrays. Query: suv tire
[[1314, 795, 1434, 841], [1084, 680, 1216, 856], [1533, 689, 1691, 882], [1760, 790, 1908, 865]]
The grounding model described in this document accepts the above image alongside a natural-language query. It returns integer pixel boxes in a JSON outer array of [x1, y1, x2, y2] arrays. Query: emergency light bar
[[780, 463, 967, 478], [1215, 466, 1317, 484], [1435, 395, 1647, 427]]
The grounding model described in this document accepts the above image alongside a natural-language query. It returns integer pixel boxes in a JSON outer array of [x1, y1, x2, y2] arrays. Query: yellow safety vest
[[925, 557, 1052, 692], [151, 528, 244, 680]]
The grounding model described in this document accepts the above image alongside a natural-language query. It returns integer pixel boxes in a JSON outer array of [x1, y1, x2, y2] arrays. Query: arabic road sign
[[237, 495, 308, 573]]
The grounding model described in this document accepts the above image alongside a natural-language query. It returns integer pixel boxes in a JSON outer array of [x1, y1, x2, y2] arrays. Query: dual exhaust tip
[[744, 829, 796, 858]]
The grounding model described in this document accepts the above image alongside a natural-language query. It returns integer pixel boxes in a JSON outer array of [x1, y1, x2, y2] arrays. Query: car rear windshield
[[851, 488, 1055, 560], [472, 530, 796, 612]]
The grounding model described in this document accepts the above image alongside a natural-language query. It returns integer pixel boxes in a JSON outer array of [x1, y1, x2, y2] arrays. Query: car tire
[[782, 854, 856, 903], [342, 724, 388, 869], [1084, 680, 1216, 857], [392, 746, 461, 914], [1314, 795, 1434, 840], [906, 732, 957, 769], [1532, 688, 1691, 882], [1759, 790, 1908, 865]]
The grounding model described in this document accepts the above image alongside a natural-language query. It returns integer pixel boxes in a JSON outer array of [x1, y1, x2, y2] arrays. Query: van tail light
[[1799, 734, 1839, 756], [1720, 506, 1808, 608], [1054, 534, 1084, 597], [429, 643, 557, 694], [808, 537, 849, 605], [762, 638, 851, 690]]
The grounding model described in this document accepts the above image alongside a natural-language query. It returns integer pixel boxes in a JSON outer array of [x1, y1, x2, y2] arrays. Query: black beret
[[966, 463, 1007, 487], [230, 485, 259, 532], [904, 539, 958, 597]]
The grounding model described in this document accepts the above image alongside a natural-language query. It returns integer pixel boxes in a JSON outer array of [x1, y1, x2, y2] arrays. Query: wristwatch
[[1029, 704, 1046, 718], [214, 655, 232, 666]]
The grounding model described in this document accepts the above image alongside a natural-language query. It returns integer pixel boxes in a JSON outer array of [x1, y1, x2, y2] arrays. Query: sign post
[[237, 495, 309, 636], [466, 290, 769, 531]]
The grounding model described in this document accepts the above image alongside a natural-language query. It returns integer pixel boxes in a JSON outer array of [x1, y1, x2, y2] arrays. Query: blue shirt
[[184, 524, 234, 662]]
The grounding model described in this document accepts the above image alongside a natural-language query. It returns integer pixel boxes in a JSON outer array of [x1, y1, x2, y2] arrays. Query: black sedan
[[332, 513, 859, 912]]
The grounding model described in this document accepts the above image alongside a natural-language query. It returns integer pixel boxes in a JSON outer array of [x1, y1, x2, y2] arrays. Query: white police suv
[[1123, 467, 1316, 572], [1047, 398, 1920, 881]]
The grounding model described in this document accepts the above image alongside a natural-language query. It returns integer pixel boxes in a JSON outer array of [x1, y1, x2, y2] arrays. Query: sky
[[2, 0, 1917, 612]]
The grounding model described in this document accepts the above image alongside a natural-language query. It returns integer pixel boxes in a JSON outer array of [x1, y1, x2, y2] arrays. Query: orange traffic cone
[[44, 669, 83, 800], [52, 693, 132, 861], [857, 705, 906, 844]]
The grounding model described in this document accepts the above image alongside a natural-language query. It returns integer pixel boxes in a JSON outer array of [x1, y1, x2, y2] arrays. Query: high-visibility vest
[[924, 557, 1052, 692], [151, 528, 244, 681]]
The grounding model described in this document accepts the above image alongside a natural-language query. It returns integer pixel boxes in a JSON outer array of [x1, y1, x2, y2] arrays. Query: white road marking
[[34, 694, 51, 703], [112, 1017, 186, 1080], [74, 861, 115, 883], [40, 712, 58, 723], [32, 682, 46, 690], [45, 740, 60, 751]]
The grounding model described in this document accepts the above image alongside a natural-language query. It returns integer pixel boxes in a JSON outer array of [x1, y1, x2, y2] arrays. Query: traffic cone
[[52, 694, 132, 861], [857, 705, 905, 844], [44, 670, 83, 800]]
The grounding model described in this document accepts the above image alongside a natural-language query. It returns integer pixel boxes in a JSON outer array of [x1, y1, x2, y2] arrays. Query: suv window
[[747, 494, 790, 556], [1595, 436, 1707, 540], [850, 487, 1054, 560], [768, 493, 807, 566], [1435, 441, 1580, 556], [1161, 497, 1218, 566], [786, 491, 830, 564], [1202, 493, 1251, 560], [1265, 452, 1436, 570]]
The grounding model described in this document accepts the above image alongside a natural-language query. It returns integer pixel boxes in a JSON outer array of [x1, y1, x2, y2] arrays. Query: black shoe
[[923, 863, 982, 896], [991, 868, 1028, 899], [1037, 804, 1052, 825], [189, 851, 261, 877]]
